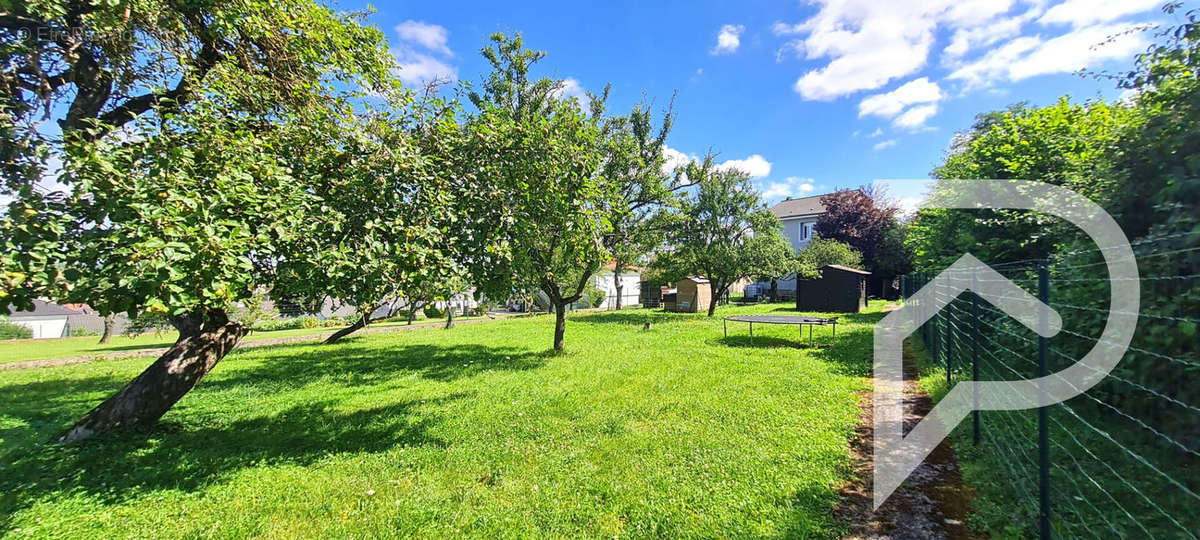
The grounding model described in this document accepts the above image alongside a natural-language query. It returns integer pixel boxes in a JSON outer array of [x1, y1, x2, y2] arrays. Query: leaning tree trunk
[[57, 311, 247, 443], [324, 311, 371, 345], [445, 305, 455, 329], [98, 313, 115, 344], [552, 304, 567, 352]]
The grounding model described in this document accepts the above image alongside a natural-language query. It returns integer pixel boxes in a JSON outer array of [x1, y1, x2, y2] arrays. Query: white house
[[743, 194, 831, 300], [592, 262, 642, 309], [6, 300, 80, 339], [771, 194, 827, 251]]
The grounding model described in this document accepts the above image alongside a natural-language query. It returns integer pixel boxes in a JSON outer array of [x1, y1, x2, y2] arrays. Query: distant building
[[771, 194, 828, 252], [5, 300, 80, 339], [62, 303, 128, 335], [663, 276, 712, 313], [592, 262, 642, 309]]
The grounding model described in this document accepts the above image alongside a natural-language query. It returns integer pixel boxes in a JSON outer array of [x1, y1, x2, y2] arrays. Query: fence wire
[[900, 231, 1200, 539]]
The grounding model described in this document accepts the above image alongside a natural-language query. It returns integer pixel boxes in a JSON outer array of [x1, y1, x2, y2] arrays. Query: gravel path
[[835, 345, 979, 539]]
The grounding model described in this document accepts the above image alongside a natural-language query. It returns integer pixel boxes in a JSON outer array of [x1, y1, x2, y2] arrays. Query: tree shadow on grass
[[0, 340, 550, 532], [0, 396, 456, 532], [714, 336, 822, 349], [208, 340, 549, 390], [571, 310, 694, 326]]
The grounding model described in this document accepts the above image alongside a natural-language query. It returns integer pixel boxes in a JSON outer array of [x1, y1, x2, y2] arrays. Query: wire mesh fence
[[900, 231, 1200, 539]]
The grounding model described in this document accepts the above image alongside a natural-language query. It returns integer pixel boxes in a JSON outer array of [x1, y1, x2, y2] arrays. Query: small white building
[[592, 262, 642, 309], [6, 300, 79, 339]]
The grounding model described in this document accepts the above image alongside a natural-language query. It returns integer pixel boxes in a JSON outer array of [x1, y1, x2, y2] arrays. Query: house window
[[801, 222, 812, 240]]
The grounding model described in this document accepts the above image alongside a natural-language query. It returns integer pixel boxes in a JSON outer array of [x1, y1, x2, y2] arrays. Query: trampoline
[[722, 315, 838, 347]]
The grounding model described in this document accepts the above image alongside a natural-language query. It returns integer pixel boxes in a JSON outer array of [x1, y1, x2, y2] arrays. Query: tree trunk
[[553, 304, 567, 352], [98, 313, 115, 344], [613, 269, 623, 311], [323, 311, 370, 345], [770, 279, 778, 302], [445, 305, 455, 329], [707, 282, 725, 317], [56, 311, 247, 443]]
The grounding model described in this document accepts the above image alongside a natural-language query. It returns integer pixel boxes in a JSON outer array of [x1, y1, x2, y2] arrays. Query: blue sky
[[357, 0, 1179, 211]]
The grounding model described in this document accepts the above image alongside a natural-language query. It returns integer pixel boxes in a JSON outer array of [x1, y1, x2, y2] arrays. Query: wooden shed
[[796, 265, 870, 313], [665, 276, 712, 313]]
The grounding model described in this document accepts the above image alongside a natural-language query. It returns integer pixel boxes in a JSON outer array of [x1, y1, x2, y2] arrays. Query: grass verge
[[0, 302, 884, 538]]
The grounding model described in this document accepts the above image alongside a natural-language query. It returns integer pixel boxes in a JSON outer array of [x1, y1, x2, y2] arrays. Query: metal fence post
[[971, 288, 981, 445], [1037, 261, 1051, 539], [946, 298, 953, 386]]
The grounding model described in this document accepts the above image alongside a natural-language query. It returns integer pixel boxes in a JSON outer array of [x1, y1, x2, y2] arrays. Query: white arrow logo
[[872, 179, 1139, 509]]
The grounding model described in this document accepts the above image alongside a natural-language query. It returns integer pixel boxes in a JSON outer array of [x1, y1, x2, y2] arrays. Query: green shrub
[[0, 318, 32, 339], [124, 311, 173, 336], [423, 305, 443, 319], [585, 283, 606, 308], [230, 289, 279, 329], [795, 238, 863, 270], [252, 316, 324, 332], [69, 327, 99, 337]]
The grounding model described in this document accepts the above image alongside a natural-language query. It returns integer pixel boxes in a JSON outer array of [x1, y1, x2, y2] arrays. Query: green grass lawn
[[0, 317, 486, 365], [0, 302, 885, 538]]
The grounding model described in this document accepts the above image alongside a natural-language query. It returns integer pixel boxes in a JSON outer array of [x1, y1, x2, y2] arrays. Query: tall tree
[[665, 157, 798, 316], [464, 33, 616, 352], [909, 97, 1133, 268], [813, 188, 899, 269], [273, 95, 464, 345], [598, 98, 678, 309], [0, 1, 399, 442]]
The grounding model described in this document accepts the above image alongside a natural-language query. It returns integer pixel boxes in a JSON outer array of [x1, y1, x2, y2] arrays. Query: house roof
[[601, 261, 644, 272], [823, 264, 871, 275], [6, 299, 80, 318], [682, 276, 710, 283], [771, 194, 828, 219]]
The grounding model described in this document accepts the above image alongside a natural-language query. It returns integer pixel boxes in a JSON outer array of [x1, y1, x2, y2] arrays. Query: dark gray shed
[[795, 265, 870, 313]]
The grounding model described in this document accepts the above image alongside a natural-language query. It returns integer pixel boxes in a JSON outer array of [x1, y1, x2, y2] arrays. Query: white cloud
[[662, 146, 696, 175], [948, 22, 1148, 89], [858, 77, 942, 118], [661, 148, 773, 180], [895, 196, 922, 216], [1037, 0, 1161, 27], [893, 104, 938, 129], [873, 139, 898, 150], [772, 22, 804, 35], [868, 127, 884, 138], [552, 78, 588, 102], [395, 21, 452, 56], [784, 0, 972, 100], [776, 0, 1156, 100], [942, 0, 1019, 27], [392, 49, 457, 86], [712, 24, 745, 55], [942, 13, 1031, 61], [716, 154, 772, 178], [760, 176, 816, 201], [391, 20, 456, 88]]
